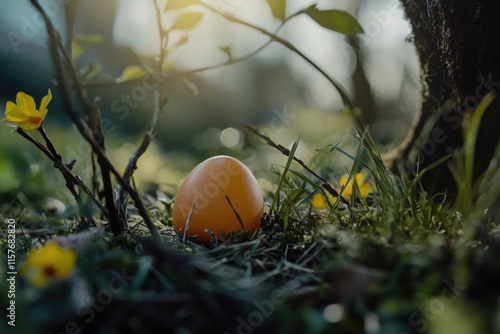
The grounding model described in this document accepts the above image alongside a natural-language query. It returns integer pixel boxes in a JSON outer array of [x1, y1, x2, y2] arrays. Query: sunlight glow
[[220, 127, 241, 148], [111, 0, 418, 119], [323, 304, 344, 323], [113, 0, 160, 55]]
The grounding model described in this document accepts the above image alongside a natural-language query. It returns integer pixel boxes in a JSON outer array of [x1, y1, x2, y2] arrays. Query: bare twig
[[117, 0, 168, 220], [119, 0, 167, 187], [38, 125, 78, 197], [183, 202, 196, 244], [224, 194, 245, 230], [89, 98, 123, 235], [83, 39, 273, 89], [38, 125, 62, 161], [30, 0, 160, 241], [201, 3, 354, 110], [246, 125, 350, 205], [117, 90, 164, 217], [17, 128, 108, 215]]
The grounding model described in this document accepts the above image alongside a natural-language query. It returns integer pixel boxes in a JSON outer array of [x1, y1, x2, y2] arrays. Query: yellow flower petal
[[31, 272, 48, 288], [341, 185, 353, 199], [38, 241, 60, 260], [38, 89, 52, 116], [312, 193, 327, 209], [16, 92, 37, 114], [339, 176, 349, 187], [312, 193, 338, 209], [18, 120, 41, 131], [3, 90, 51, 130], [358, 183, 372, 198], [23, 241, 77, 288], [4, 102, 29, 122], [57, 249, 77, 279], [338, 173, 371, 200], [354, 173, 365, 185]]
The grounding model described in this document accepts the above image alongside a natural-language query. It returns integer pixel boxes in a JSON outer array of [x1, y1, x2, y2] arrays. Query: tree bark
[[386, 0, 500, 196]]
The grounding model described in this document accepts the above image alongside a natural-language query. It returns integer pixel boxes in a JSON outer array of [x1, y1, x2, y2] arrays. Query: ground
[[1, 121, 499, 334]]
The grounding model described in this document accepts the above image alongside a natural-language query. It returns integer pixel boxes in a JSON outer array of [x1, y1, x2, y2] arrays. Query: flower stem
[[38, 125, 62, 162], [16, 128, 108, 216], [31, 0, 161, 242]]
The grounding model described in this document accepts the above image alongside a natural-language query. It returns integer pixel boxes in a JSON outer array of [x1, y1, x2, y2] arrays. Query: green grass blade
[[270, 137, 300, 213]]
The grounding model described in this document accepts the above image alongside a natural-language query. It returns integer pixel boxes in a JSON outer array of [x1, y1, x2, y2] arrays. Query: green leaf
[[266, 0, 287, 21], [180, 76, 200, 96], [165, 0, 200, 11], [171, 12, 203, 30], [175, 35, 190, 48], [305, 5, 363, 36], [79, 62, 102, 81], [271, 137, 300, 214], [118, 65, 147, 83], [71, 34, 103, 61]]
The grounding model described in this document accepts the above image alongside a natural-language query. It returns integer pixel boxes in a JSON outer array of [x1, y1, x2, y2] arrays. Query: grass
[[1, 120, 499, 334]]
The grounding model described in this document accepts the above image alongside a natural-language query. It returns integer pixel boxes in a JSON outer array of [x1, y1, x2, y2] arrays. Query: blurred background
[[0, 0, 420, 194]]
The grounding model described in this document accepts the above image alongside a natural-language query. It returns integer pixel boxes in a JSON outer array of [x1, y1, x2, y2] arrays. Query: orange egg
[[173, 155, 264, 242]]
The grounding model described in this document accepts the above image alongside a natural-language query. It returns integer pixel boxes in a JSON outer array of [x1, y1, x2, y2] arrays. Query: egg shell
[[173, 155, 264, 242]]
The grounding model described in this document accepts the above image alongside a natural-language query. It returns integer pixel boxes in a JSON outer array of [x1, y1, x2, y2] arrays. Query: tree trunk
[[386, 0, 500, 196]]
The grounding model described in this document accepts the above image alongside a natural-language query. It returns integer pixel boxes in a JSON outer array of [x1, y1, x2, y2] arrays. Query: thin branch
[[245, 125, 350, 206], [17, 128, 108, 215], [83, 13, 291, 89], [83, 34, 275, 89], [174, 39, 272, 76], [117, 0, 168, 219], [38, 125, 78, 197], [117, 90, 164, 212], [30, 0, 160, 241], [201, 3, 354, 109], [38, 125, 62, 161], [154, 0, 167, 71], [89, 98, 123, 235]]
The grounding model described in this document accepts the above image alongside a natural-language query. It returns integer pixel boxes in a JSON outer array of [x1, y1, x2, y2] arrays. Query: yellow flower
[[22, 241, 77, 288], [311, 193, 335, 209], [2, 89, 52, 130], [339, 173, 371, 200], [311, 173, 372, 208]]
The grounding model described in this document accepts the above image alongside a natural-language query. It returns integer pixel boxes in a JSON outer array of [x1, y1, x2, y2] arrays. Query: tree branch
[[30, 0, 160, 241], [245, 125, 350, 205], [201, 2, 354, 110], [17, 128, 107, 216]]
